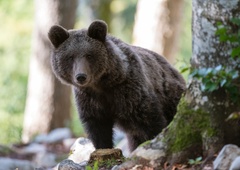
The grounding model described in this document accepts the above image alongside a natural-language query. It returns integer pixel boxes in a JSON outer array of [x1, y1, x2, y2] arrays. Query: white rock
[[0, 157, 35, 170], [230, 156, 240, 170], [68, 137, 95, 163], [131, 146, 166, 160], [214, 144, 240, 170], [131, 133, 167, 161], [63, 138, 77, 150]]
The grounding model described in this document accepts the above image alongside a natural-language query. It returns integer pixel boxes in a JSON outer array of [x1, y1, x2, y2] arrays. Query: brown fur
[[48, 20, 186, 151]]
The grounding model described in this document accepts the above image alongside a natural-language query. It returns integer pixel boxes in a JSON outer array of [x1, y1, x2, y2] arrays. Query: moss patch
[[88, 149, 125, 169], [164, 98, 216, 153], [139, 140, 151, 147]]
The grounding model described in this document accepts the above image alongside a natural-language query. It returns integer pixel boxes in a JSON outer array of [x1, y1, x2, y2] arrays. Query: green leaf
[[231, 18, 240, 25], [180, 66, 190, 73], [219, 35, 229, 42], [196, 156, 202, 162], [188, 159, 195, 165], [215, 27, 227, 35], [232, 71, 239, 79], [231, 47, 240, 58], [190, 69, 199, 78], [198, 68, 208, 76], [220, 79, 227, 87], [228, 35, 238, 43], [205, 82, 218, 92], [215, 65, 222, 72]]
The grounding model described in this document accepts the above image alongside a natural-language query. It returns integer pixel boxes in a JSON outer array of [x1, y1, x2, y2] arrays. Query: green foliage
[[86, 161, 99, 170], [87, 158, 122, 170], [0, 0, 33, 144], [190, 65, 239, 102], [181, 18, 240, 103], [0, 111, 23, 144], [188, 156, 202, 165]]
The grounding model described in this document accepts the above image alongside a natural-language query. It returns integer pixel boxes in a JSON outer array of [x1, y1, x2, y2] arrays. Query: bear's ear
[[48, 25, 69, 48], [87, 20, 107, 42]]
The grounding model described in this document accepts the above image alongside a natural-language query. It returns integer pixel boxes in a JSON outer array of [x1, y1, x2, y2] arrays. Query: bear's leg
[[126, 126, 161, 152], [84, 118, 114, 149]]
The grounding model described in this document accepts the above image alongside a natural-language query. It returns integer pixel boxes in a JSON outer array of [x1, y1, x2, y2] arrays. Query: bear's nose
[[76, 73, 87, 84]]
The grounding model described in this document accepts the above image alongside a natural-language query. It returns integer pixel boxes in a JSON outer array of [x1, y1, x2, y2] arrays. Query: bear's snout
[[76, 73, 87, 84]]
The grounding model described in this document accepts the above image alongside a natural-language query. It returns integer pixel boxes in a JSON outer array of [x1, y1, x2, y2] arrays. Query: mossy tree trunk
[[167, 0, 240, 161], [189, 0, 240, 156], [132, 0, 240, 165], [22, 0, 78, 143], [132, 0, 184, 64]]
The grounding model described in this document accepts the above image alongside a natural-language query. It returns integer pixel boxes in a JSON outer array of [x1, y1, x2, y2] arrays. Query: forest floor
[[1, 140, 216, 170]]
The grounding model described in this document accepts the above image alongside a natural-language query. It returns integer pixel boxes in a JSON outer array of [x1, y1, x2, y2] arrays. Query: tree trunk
[[22, 0, 78, 143], [189, 0, 240, 156], [166, 0, 240, 161], [132, 0, 184, 64], [131, 0, 240, 166], [89, 0, 112, 33]]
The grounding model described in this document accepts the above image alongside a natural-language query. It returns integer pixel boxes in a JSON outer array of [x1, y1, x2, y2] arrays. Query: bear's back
[[106, 35, 186, 123]]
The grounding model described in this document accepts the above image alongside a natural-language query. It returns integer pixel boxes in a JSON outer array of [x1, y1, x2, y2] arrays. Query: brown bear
[[48, 20, 186, 152]]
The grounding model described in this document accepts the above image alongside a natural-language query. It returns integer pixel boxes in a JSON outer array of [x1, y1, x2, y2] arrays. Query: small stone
[[230, 156, 240, 170], [213, 144, 240, 170], [58, 159, 85, 170]]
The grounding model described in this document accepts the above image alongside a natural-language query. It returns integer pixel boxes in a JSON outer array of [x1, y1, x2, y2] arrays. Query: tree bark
[[189, 0, 240, 156], [132, 0, 184, 64], [22, 0, 78, 143]]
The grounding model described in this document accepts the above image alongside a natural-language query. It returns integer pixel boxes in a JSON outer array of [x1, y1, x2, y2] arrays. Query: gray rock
[[213, 144, 240, 170], [33, 151, 57, 167], [35, 128, 72, 143], [131, 133, 167, 161], [68, 137, 95, 163], [58, 159, 85, 170], [0, 157, 35, 170], [19, 143, 46, 154], [230, 156, 240, 170]]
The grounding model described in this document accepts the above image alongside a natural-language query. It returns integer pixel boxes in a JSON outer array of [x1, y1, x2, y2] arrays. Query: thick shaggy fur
[[48, 20, 186, 151]]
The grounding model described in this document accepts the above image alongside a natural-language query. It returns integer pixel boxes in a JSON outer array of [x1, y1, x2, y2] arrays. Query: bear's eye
[[86, 54, 92, 58]]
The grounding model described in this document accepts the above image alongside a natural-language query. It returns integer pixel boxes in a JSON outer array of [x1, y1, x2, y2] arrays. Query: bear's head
[[48, 20, 109, 88]]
